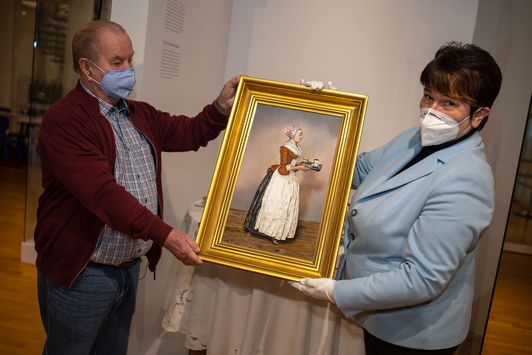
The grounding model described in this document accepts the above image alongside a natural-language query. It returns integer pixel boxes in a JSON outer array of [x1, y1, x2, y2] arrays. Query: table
[[162, 200, 364, 354]]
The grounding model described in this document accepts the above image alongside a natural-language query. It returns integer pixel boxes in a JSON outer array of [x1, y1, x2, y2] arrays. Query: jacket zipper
[[68, 258, 91, 288]]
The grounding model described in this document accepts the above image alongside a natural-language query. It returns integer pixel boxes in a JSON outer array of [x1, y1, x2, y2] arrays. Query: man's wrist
[[214, 99, 231, 116]]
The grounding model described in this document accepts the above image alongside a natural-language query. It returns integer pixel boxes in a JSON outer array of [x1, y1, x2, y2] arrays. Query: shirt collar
[[79, 80, 130, 116]]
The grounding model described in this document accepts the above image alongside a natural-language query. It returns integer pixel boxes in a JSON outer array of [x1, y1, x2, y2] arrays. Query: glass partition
[[22, 0, 111, 250], [504, 93, 532, 254]]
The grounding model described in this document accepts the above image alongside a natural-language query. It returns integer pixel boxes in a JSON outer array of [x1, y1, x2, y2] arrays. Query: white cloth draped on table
[[162, 201, 364, 354]]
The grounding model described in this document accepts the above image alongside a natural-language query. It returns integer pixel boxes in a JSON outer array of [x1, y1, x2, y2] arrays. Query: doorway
[[504, 93, 532, 254]]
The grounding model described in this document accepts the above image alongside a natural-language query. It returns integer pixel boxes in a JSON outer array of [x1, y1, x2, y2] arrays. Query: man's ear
[[79, 58, 92, 78], [471, 107, 491, 129]]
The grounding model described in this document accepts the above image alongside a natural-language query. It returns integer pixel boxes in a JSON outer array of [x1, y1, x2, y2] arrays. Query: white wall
[[225, 0, 479, 151], [111, 1, 234, 354], [108, 0, 530, 354], [224, 1, 532, 353], [110, 0, 149, 100]]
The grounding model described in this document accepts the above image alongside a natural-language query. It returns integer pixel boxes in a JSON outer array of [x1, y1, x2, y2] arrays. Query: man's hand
[[289, 277, 336, 303], [163, 229, 203, 265], [215, 75, 241, 115]]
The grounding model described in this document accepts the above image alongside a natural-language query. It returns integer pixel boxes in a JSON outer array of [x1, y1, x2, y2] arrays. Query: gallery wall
[[224, 1, 532, 353], [108, 0, 531, 354], [111, 1, 234, 354], [224, 0, 479, 151]]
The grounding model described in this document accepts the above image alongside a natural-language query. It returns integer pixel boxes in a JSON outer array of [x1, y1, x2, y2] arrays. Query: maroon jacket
[[35, 82, 228, 286]]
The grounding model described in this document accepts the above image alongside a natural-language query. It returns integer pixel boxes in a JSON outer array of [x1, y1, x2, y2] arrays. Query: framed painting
[[196, 76, 367, 281]]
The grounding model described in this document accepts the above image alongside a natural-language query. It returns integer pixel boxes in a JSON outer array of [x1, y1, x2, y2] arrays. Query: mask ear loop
[[81, 58, 104, 85], [471, 106, 489, 132], [470, 106, 482, 118], [454, 106, 481, 126], [88, 60, 106, 73], [449, 106, 481, 141]]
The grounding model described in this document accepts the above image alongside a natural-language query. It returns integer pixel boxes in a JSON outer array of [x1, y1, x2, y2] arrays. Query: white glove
[[289, 277, 336, 303], [300, 79, 337, 91]]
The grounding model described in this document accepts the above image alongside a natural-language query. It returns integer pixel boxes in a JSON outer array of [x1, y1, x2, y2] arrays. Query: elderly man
[[35, 20, 238, 355]]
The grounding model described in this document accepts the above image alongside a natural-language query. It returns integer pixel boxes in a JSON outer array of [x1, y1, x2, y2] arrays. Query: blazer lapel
[[355, 146, 420, 200], [369, 154, 440, 196], [358, 132, 483, 200]]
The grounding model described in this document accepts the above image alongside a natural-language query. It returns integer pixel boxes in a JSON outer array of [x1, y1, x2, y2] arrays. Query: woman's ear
[[471, 107, 491, 129]]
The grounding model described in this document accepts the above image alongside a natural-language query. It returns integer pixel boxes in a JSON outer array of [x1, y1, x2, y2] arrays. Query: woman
[[244, 124, 310, 244], [291, 42, 502, 354]]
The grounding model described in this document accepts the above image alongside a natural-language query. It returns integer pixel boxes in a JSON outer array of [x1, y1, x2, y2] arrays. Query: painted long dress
[[244, 141, 302, 241]]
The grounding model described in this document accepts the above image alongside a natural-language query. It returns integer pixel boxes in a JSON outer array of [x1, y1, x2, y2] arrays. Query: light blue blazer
[[334, 127, 494, 349]]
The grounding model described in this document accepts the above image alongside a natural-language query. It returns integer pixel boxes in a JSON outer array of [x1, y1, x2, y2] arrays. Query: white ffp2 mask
[[419, 108, 470, 146]]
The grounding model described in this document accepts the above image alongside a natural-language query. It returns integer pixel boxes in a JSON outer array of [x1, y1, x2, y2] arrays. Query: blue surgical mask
[[88, 60, 136, 100]]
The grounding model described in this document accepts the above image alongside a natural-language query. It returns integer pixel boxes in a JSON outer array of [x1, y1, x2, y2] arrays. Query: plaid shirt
[[82, 83, 156, 265]]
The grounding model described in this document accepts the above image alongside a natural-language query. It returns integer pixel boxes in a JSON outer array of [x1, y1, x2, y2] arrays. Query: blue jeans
[[37, 260, 141, 355]]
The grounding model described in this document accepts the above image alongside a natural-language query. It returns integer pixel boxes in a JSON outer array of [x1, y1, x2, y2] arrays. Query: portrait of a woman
[[243, 124, 313, 244]]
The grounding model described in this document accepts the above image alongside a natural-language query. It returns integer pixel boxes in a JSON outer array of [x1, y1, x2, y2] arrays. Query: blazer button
[[350, 233, 355, 240], [351, 209, 357, 216]]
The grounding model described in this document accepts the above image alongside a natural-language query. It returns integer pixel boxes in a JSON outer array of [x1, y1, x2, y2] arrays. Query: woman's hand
[[300, 79, 337, 91], [289, 278, 336, 303]]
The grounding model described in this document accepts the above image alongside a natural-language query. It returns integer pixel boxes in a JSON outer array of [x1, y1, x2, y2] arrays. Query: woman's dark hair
[[420, 42, 502, 129]]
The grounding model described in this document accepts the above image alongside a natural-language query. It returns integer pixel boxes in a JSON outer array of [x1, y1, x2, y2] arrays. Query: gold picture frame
[[196, 76, 367, 281]]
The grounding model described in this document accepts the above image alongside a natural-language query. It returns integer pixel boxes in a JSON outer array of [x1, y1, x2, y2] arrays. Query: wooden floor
[[483, 251, 532, 354], [0, 164, 45, 354], [0, 163, 531, 355]]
